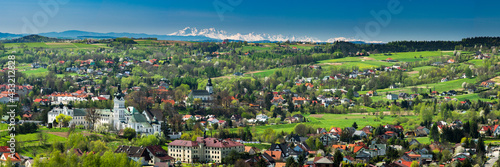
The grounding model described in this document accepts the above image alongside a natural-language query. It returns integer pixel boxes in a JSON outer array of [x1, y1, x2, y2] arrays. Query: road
[[486, 149, 499, 167]]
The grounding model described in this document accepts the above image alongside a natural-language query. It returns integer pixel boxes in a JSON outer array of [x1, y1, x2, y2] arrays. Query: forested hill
[[2, 35, 66, 43], [328, 37, 500, 53]]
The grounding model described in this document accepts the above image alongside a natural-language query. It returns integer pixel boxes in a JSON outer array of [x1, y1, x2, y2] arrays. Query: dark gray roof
[[73, 109, 87, 116], [190, 90, 210, 96], [115, 145, 148, 158]]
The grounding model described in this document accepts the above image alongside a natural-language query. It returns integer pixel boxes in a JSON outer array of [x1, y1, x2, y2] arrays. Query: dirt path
[[360, 57, 375, 60], [48, 131, 102, 138], [48, 132, 69, 138], [406, 71, 419, 75], [309, 114, 324, 118], [245, 71, 264, 75], [320, 63, 342, 66]]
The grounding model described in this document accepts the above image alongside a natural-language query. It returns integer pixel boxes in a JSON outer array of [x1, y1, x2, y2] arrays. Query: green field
[[21, 68, 49, 76], [241, 114, 417, 135], [369, 77, 479, 94], [248, 68, 279, 77], [369, 51, 453, 62], [316, 51, 452, 70]]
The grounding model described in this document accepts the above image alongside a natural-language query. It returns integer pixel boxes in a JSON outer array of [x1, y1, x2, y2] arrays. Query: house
[[368, 144, 386, 156], [353, 91, 360, 97], [319, 133, 338, 146], [398, 93, 408, 99], [355, 151, 371, 162], [389, 84, 399, 89], [317, 128, 327, 134], [340, 98, 350, 104], [441, 78, 448, 82], [263, 151, 282, 161], [182, 115, 193, 121], [352, 130, 367, 139], [386, 58, 397, 62], [481, 81, 496, 88], [0, 153, 21, 166], [447, 59, 455, 63], [145, 145, 174, 166], [269, 143, 295, 159], [366, 91, 377, 97], [479, 125, 493, 136], [408, 139, 421, 146], [387, 94, 398, 100], [394, 159, 414, 167], [431, 62, 443, 66], [492, 125, 500, 137], [114, 146, 151, 165], [313, 156, 334, 167], [244, 146, 260, 155], [256, 114, 269, 122]]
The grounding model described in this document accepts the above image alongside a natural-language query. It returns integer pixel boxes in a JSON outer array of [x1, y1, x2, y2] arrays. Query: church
[[47, 84, 163, 135], [187, 78, 214, 102]]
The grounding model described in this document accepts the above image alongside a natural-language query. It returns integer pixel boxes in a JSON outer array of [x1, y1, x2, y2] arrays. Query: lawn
[[413, 137, 432, 145], [56, 73, 87, 78], [485, 138, 500, 146], [244, 143, 271, 150], [467, 59, 486, 66], [454, 93, 494, 102], [21, 68, 49, 76], [248, 68, 278, 77]]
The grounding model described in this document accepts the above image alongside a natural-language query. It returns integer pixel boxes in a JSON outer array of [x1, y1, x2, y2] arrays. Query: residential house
[[313, 157, 334, 167], [387, 94, 398, 100], [366, 91, 377, 97], [352, 130, 367, 139], [256, 114, 269, 122], [481, 81, 495, 88], [145, 145, 174, 166], [114, 146, 150, 165]]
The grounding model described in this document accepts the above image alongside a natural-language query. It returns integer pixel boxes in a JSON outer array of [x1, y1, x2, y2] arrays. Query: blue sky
[[1, 0, 500, 42]]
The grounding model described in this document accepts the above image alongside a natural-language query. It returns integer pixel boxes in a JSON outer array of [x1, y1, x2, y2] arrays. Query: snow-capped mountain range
[[169, 27, 380, 43], [0, 27, 382, 43]]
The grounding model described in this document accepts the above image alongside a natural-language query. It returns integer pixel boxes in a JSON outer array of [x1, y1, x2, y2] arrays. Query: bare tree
[[85, 108, 101, 132]]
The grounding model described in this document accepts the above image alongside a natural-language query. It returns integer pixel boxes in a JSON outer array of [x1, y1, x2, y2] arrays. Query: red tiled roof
[[353, 146, 363, 153], [0, 153, 21, 162], [0, 146, 10, 153], [264, 151, 282, 161], [168, 140, 198, 147]]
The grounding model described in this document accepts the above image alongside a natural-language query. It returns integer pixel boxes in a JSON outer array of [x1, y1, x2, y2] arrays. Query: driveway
[[486, 149, 499, 167]]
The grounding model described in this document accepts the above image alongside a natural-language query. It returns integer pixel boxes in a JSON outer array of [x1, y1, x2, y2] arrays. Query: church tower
[[112, 84, 126, 130], [206, 78, 213, 94]]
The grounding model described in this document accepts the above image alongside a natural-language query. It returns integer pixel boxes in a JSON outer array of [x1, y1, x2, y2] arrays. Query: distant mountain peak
[[168, 27, 382, 43]]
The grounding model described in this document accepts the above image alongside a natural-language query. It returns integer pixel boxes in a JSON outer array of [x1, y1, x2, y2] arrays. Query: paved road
[[486, 150, 499, 167]]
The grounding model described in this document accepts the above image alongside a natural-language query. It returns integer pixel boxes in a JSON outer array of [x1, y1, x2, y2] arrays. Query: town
[[0, 34, 498, 167]]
